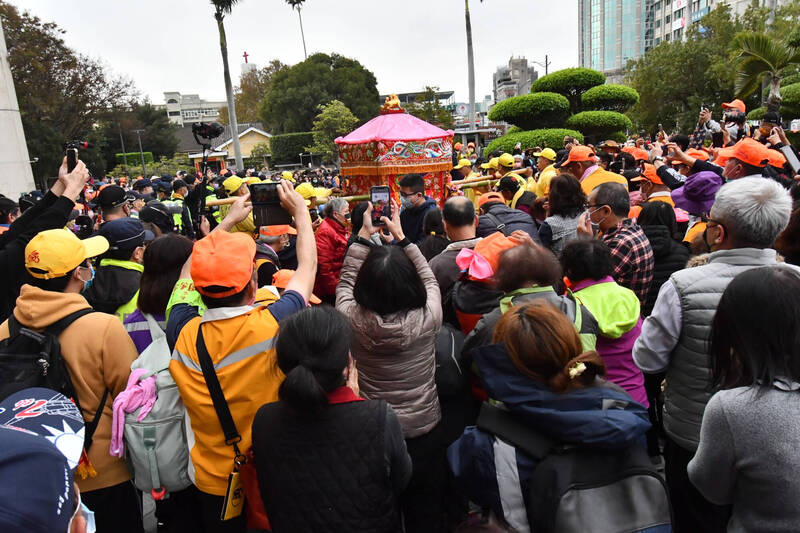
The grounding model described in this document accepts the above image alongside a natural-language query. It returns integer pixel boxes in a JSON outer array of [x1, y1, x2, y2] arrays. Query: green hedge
[[747, 106, 766, 120], [485, 128, 584, 155], [530, 67, 605, 112], [566, 111, 633, 137], [506, 126, 523, 134], [604, 131, 628, 143], [488, 92, 571, 130], [780, 83, 800, 119], [581, 84, 640, 113], [116, 152, 154, 165], [270, 132, 314, 163]]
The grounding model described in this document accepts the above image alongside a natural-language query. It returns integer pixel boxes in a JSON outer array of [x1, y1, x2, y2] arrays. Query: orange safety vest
[[170, 306, 284, 495]]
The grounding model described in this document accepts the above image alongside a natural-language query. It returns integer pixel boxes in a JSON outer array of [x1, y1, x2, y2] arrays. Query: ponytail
[[278, 365, 329, 412], [547, 350, 606, 392]]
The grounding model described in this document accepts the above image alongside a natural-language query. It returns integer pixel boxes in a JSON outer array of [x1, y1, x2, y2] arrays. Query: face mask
[[79, 265, 95, 291], [400, 196, 414, 209]]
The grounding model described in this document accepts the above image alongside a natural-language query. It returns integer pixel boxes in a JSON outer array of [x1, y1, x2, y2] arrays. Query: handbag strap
[[484, 211, 510, 236], [195, 325, 244, 461], [143, 313, 166, 341]]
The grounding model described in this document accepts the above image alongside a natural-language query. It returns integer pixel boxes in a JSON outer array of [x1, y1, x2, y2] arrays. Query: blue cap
[[98, 217, 153, 251], [0, 388, 85, 533]]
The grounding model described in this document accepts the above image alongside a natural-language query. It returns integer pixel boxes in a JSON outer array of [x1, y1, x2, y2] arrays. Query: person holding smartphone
[[314, 197, 350, 305]]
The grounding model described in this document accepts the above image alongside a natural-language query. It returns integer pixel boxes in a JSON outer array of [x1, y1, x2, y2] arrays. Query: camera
[[192, 122, 225, 140]]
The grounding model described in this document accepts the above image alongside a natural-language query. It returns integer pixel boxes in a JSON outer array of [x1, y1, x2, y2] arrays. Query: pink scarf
[[110, 368, 157, 457]]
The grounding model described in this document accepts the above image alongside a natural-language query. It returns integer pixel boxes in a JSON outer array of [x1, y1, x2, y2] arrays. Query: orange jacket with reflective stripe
[[170, 305, 283, 495]]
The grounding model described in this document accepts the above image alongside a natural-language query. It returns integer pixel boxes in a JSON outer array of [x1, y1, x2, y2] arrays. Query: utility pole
[[118, 122, 128, 174], [132, 129, 147, 177]]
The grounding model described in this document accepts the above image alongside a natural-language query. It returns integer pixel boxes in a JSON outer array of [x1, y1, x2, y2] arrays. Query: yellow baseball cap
[[533, 148, 557, 161], [245, 177, 261, 185], [25, 229, 109, 280], [295, 182, 316, 200], [481, 157, 499, 170], [453, 158, 472, 170], [497, 153, 515, 168], [281, 171, 296, 183], [223, 176, 244, 195]]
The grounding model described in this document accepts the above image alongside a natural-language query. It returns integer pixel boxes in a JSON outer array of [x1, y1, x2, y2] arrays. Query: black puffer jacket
[[640, 225, 690, 316], [477, 202, 538, 241]]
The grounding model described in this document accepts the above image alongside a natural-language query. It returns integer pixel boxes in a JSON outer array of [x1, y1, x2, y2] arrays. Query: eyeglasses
[[398, 191, 419, 198]]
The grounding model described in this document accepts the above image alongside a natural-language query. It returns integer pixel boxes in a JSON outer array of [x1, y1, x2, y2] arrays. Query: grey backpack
[[124, 314, 192, 497]]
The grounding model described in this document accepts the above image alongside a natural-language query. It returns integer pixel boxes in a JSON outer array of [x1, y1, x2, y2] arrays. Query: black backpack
[[477, 403, 672, 533], [0, 309, 108, 451]]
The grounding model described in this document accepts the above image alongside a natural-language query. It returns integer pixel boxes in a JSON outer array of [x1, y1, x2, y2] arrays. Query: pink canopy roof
[[336, 112, 454, 145]]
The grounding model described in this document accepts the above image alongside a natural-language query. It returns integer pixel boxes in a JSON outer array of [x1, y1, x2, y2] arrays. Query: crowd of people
[[1, 98, 800, 533]]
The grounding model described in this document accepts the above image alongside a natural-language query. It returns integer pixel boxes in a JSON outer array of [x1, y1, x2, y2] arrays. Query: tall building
[[581, 0, 791, 81], [578, 0, 647, 83], [161, 92, 227, 126], [493, 57, 539, 102]]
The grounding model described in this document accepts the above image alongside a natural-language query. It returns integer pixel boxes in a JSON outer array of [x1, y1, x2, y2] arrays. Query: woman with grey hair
[[314, 196, 350, 305]]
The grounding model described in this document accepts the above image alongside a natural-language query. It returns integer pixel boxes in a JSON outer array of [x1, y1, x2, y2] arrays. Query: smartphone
[[66, 147, 78, 173], [711, 131, 724, 148], [249, 182, 292, 227], [370, 185, 391, 227], [780, 145, 800, 173], [309, 208, 319, 222]]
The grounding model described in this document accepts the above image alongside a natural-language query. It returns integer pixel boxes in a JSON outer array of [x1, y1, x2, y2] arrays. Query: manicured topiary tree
[[488, 92, 571, 130], [487, 67, 639, 151], [566, 111, 633, 139], [581, 85, 640, 112], [530, 67, 607, 114], [485, 129, 584, 155]]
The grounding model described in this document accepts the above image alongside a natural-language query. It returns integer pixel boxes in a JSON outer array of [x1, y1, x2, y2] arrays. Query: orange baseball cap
[[561, 146, 596, 166], [721, 99, 746, 114], [191, 231, 256, 298], [630, 163, 664, 185], [685, 148, 710, 161], [259, 224, 297, 237], [477, 192, 505, 208], [272, 269, 321, 304], [716, 138, 770, 168], [767, 148, 787, 169], [630, 147, 650, 161]]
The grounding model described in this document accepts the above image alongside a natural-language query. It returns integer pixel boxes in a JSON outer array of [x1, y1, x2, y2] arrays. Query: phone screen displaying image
[[249, 182, 280, 205], [370, 187, 391, 226], [249, 182, 292, 227]]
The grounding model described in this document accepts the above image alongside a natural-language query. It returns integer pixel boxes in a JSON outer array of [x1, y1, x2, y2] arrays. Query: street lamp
[[132, 129, 147, 177], [531, 55, 551, 76]]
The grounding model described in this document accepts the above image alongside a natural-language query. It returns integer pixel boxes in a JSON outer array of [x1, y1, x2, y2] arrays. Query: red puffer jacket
[[314, 217, 349, 297]]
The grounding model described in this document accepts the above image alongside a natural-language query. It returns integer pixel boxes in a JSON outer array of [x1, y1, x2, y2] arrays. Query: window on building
[[656, 19, 661, 27], [654, 1, 661, 9], [167, 98, 178, 104], [665, 33, 671, 41], [665, 14, 671, 23], [674, 8, 684, 18], [673, 28, 682, 39], [168, 111, 180, 116], [655, 36, 662, 44]]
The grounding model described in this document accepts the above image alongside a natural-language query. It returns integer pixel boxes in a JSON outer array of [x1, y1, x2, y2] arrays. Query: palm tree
[[733, 31, 800, 113], [285, 0, 308, 60], [465, 0, 475, 129], [211, 0, 244, 169]]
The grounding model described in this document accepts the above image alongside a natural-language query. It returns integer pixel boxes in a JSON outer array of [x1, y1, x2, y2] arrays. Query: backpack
[[477, 403, 672, 533], [434, 323, 467, 398], [0, 309, 108, 452], [124, 314, 192, 496]]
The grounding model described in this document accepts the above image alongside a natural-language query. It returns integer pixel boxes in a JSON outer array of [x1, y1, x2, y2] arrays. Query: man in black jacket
[[0, 158, 89, 321], [476, 192, 539, 242], [82, 217, 150, 320], [398, 173, 437, 244]]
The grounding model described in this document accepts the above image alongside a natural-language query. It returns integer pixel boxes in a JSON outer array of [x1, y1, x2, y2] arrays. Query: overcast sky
[[24, 0, 578, 106]]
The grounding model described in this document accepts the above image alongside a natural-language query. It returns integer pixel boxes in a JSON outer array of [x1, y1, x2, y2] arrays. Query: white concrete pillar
[[0, 18, 35, 199]]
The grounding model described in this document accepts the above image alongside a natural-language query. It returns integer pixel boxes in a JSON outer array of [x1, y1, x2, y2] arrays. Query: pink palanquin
[[335, 99, 454, 203]]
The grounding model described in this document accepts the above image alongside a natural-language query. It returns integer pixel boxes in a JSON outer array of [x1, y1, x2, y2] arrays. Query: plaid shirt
[[601, 219, 654, 305]]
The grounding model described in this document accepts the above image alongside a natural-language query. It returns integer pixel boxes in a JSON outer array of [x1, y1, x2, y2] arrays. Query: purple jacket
[[572, 277, 648, 407], [123, 310, 166, 354]]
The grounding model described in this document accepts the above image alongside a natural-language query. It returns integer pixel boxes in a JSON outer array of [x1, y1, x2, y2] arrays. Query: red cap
[[630, 147, 650, 161], [685, 148, 709, 161], [562, 146, 596, 166], [477, 192, 505, 208], [721, 99, 746, 114], [716, 138, 771, 168], [631, 163, 664, 185], [191, 231, 256, 298]]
